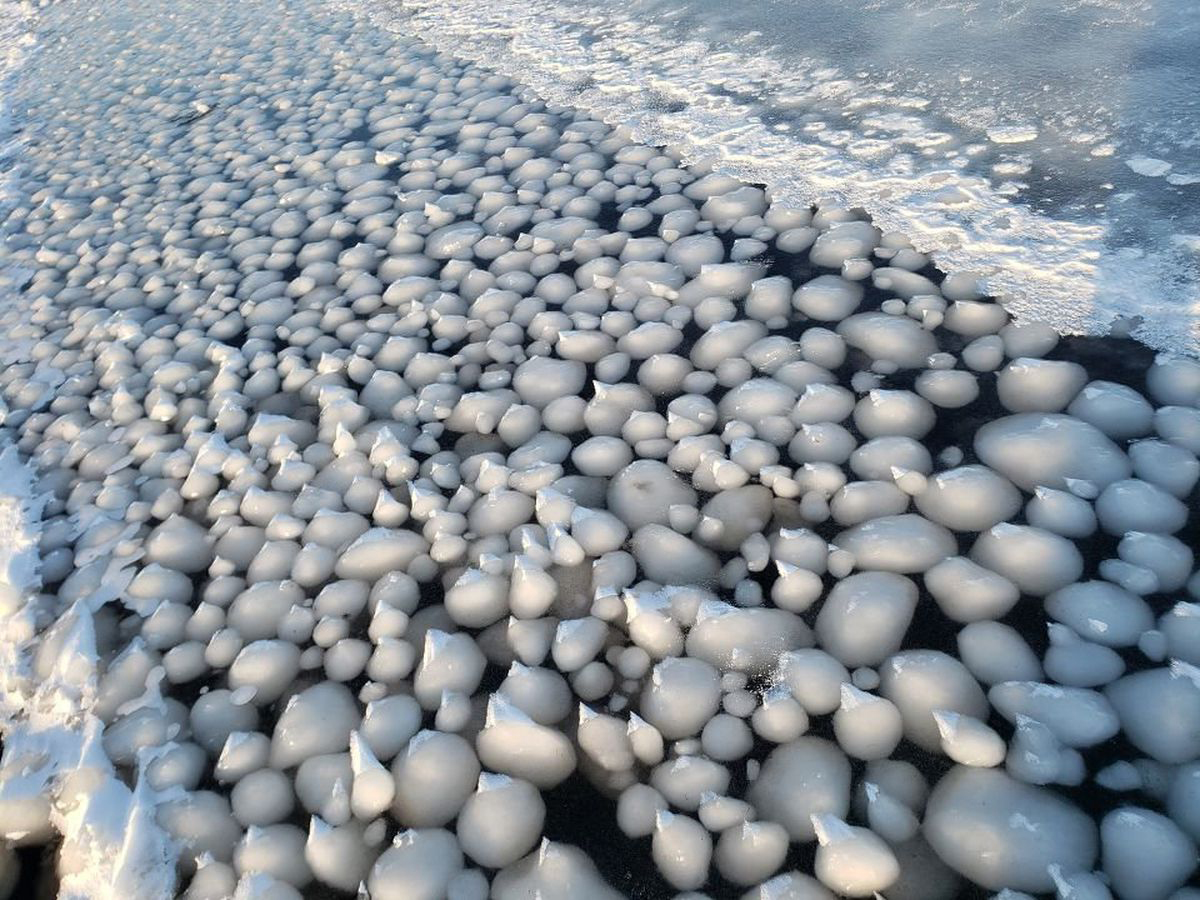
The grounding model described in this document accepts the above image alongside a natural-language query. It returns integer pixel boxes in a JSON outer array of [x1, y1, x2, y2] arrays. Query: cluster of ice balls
[[0, 2, 1199, 898]]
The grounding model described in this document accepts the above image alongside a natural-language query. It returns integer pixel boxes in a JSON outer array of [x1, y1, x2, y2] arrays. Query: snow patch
[[0, 445, 179, 899]]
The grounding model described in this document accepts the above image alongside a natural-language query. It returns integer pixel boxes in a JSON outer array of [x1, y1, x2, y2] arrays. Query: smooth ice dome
[[1101, 807, 1198, 900], [146, 515, 214, 573], [995, 358, 1087, 412], [815, 573, 917, 667], [832, 685, 904, 761], [852, 390, 936, 439], [811, 814, 899, 897], [687, 603, 813, 674], [631, 525, 719, 585], [988, 681, 1120, 747], [749, 739, 851, 842], [512, 357, 587, 408], [1045, 581, 1155, 648], [1094, 478, 1189, 535], [640, 657, 721, 739], [652, 812, 712, 890], [270, 683, 359, 769], [391, 731, 479, 827], [1068, 380, 1155, 438], [367, 829, 463, 900], [793, 275, 863, 321], [932, 710, 1006, 767], [923, 767, 1097, 892], [974, 414, 1132, 491], [491, 841, 622, 900], [836, 313, 938, 369], [1025, 486, 1098, 538], [970, 523, 1083, 596], [957, 621, 1043, 686], [833, 515, 955, 574], [878, 651, 988, 752], [1105, 666, 1200, 763], [914, 465, 1022, 532], [457, 775, 546, 868], [476, 697, 577, 788], [924, 556, 1020, 622]]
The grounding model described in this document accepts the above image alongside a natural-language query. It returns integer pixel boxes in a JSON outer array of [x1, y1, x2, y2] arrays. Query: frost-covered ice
[[0, 0, 1197, 897]]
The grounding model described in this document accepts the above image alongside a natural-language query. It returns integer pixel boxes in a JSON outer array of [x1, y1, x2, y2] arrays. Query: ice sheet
[[358, 0, 1200, 353]]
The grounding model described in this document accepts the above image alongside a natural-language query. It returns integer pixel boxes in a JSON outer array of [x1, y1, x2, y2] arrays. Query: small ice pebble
[[832, 685, 903, 760], [748, 738, 851, 841], [652, 811, 712, 891], [932, 710, 1006, 767], [457, 774, 546, 868], [811, 814, 899, 897]]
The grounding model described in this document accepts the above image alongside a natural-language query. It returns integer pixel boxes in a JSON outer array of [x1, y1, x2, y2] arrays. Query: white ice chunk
[[816, 573, 917, 667], [832, 685, 904, 761], [996, 359, 1087, 413], [748, 738, 851, 842], [640, 656, 721, 739], [974, 414, 1131, 491], [970, 523, 1083, 596], [1094, 478, 1189, 536], [833, 514, 955, 574], [1105, 666, 1200, 763], [923, 767, 1097, 893], [879, 650, 988, 752], [837, 313, 937, 369], [925, 557, 1020, 622], [989, 682, 1119, 748], [1101, 807, 1197, 900], [652, 811, 712, 891], [687, 602, 813, 674], [811, 814, 899, 897], [457, 774, 546, 868], [932, 710, 1005, 767], [491, 840, 623, 900], [270, 682, 359, 769], [391, 730, 479, 827], [477, 695, 577, 788], [367, 828, 464, 900], [915, 465, 1022, 533], [956, 621, 1043, 685], [1045, 581, 1154, 648]]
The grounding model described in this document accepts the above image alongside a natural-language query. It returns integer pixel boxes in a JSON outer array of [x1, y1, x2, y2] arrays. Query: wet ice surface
[[0, 0, 1197, 898], [384, 0, 1200, 353]]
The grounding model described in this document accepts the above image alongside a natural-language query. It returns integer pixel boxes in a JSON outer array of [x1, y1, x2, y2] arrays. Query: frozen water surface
[[383, 0, 1200, 352], [0, 0, 1196, 898]]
